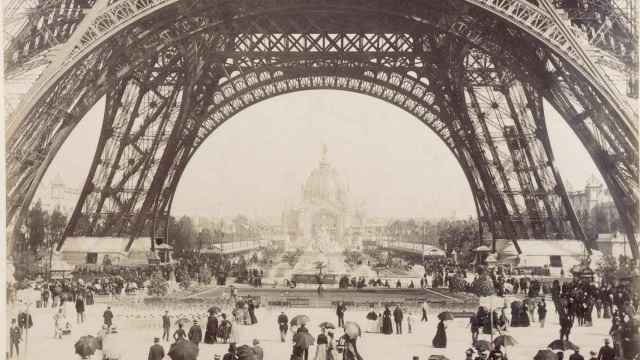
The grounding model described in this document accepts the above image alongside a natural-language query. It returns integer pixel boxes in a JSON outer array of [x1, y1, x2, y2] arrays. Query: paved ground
[[9, 293, 611, 360]]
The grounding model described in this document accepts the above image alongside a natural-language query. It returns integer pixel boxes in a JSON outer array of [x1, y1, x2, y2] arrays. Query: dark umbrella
[[344, 322, 361, 338], [176, 317, 192, 327], [290, 315, 311, 326], [75, 335, 98, 359], [437, 311, 454, 321], [168, 340, 199, 360], [493, 335, 518, 347], [237, 344, 258, 360], [318, 321, 336, 329], [427, 356, 450, 360], [293, 332, 315, 348], [534, 349, 557, 360], [548, 339, 578, 351], [208, 306, 221, 314], [474, 340, 491, 351]]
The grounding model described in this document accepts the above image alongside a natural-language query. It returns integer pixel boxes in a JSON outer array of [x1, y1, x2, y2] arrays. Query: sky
[[35, 90, 602, 220]]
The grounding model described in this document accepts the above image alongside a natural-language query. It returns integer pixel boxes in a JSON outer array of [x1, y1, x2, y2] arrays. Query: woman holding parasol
[[432, 311, 453, 348]]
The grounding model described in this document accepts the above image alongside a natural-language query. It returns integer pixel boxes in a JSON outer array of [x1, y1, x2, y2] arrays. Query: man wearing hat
[[188, 320, 203, 347], [278, 311, 289, 342], [103, 306, 114, 328], [148, 337, 165, 360], [588, 350, 597, 360], [597, 339, 615, 360], [162, 310, 171, 342], [569, 347, 584, 360]]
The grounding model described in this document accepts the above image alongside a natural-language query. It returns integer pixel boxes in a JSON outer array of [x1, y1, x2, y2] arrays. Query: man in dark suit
[[103, 306, 114, 327], [162, 311, 171, 342], [278, 311, 289, 342], [393, 306, 403, 334], [188, 320, 203, 347], [147, 337, 165, 360], [336, 302, 347, 327]]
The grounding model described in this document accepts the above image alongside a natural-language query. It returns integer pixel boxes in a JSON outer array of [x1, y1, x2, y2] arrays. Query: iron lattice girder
[[4, 1, 638, 258]]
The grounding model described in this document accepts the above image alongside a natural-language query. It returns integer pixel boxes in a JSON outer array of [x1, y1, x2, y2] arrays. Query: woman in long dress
[[432, 319, 447, 348], [248, 299, 258, 325], [204, 313, 218, 344], [314, 327, 328, 360], [366, 309, 378, 333], [382, 307, 393, 335], [521, 303, 531, 327]]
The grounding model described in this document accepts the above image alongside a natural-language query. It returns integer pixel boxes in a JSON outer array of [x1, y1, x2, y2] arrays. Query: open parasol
[[293, 332, 315, 348], [343, 322, 362, 338], [493, 335, 518, 347], [75, 335, 99, 359], [437, 311, 455, 321], [547, 339, 578, 351], [318, 321, 336, 329], [290, 315, 311, 326], [237, 344, 258, 360], [175, 317, 192, 327], [534, 349, 557, 360], [168, 340, 199, 360]]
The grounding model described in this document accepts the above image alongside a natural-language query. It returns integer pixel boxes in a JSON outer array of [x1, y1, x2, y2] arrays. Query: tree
[[48, 208, 67, 248], [197, 228, 212, 250], [27, 200, 47, 252]]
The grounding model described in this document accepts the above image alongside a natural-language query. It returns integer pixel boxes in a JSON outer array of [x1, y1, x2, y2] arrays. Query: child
[[406, 310, 414, 334]]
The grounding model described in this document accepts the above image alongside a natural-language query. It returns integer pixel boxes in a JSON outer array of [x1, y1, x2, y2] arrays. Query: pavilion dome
[[303, 145, 347, 207]]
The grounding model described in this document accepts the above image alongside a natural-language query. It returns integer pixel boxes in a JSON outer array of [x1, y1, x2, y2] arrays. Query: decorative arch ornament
[[5, 0, 638, 258]]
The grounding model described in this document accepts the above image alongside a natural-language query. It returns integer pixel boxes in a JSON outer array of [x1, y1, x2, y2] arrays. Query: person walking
[[406, 310, 414, 334], [382, 307, 393, 335], [538, 300, 547, 328], [205, 312, 219, 344], [162, 310, 171, 342], [9, 318, 21, 358], [147, 337, 165, 360], [188, 320, 203, 346], [421, 301, 429, 322], [314, 327, 328, 360], [103, 306, 114, 328], [173, 323, 187, 342], [432, 319, 447, 348], [248, 298, 258, 324], [336, 301, 346, 328], [75, 295, 85, 324], [393, 306, 403, 335], [278, 311, 289, 342]]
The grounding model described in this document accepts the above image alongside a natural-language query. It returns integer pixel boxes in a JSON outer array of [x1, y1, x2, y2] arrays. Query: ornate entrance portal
[[5, 0, 638, 258]]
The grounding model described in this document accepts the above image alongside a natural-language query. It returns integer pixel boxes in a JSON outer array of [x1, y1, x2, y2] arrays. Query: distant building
[[38, 173, 80, 215], [566, 175, 619, 234], [282, 145, 363, 248]]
